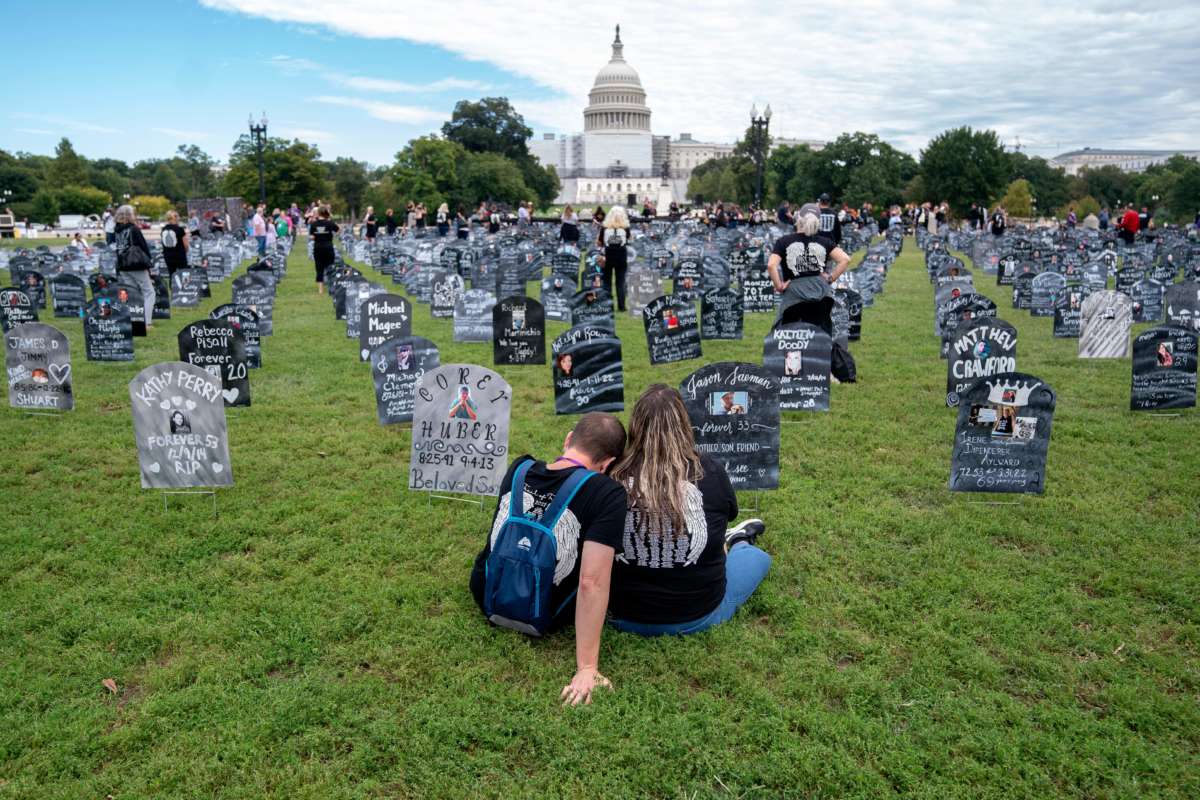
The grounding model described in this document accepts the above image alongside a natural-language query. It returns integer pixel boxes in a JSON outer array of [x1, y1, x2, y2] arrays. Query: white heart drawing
[[212, 462, 224, 474], [222, 388, 239, 403], [171, 396, 183, 407], [147, 462, 161, 474], [48, 363, 71, 385], [360, 349, 369, 360], [185, 400, 196, 411], [159, 400, 171, 410]]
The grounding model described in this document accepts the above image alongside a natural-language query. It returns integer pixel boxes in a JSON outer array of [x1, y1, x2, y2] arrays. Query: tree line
[[688, 126, 1200, 224]]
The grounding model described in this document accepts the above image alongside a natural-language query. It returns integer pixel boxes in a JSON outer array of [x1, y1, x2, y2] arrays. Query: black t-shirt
[[209, 218, 225, 233], [471, 456, 627, 615], [818, 206, 842, 244], [309, 220, 339, 247], [990, 213, 1006, 236], [385, 214, 397, 235], [161, 224, 187, 265], [609, 453, 738, 624], [771, 232, 836, 280], [364, 213, 378, 237]]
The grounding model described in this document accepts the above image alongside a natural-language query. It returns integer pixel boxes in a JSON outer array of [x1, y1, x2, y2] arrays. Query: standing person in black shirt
[[160, 210, 189, 275], [308, 206, 338, 295], [363, 206, 378, 242], [384, 208, 397, 237], [470, 412, 629, 705], [455, 205, 470, 239], [816, 193, 842, 244], [768, 209, 851, 333], [599, 205, 630, 311], [607, 385, 769, 635], [113, 204, 156, 330]]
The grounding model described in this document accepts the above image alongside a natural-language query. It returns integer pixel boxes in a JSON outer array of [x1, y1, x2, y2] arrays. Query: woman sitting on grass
[[607, 384, 770, 635]]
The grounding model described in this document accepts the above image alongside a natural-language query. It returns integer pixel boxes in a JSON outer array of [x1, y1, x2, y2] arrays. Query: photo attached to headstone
[[177, 319, 251, 407], [541, 275, 573, 322], [359, 293, 412, 362], [101, 283, 146, 337], [762, 322, 831, 411], [129, 361, 233, 489], [210, 304, 261, 369], [1130, 278, 1165, 324], [431, 271, 464, 319], [950, 372, 1055, 494], [453, 289, 497, 343], [5, 322, 73, 412], [679, 361, 780, 490], [1130, 326, 1197, 411], [642, 294, 702, 364], [232, 273, 275, 335], [945, 318, 1017, 407], [1165, 283, 1200, 332], [1079, 290, 1133, 358], [371, 335, 440, 425], [551, 324, 624, 415], [700, 287, 744, 340], [570, 287, 614, 329], [408, 363, 511, 496], [493, 296, 546, 366], [170, 268, 203, 308], [83, 297, 134, 362], [0, 287, 38, 333]]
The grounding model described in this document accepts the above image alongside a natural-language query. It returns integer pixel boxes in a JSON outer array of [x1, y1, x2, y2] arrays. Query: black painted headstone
[[5, 322, 73, 411], [345, 282, 386, 341], [430, 271, 464, 319], [950, 372, 1055, 494], [570, 288, 614, 329], [129, 361, 233, 489], [701, 287, 744, 340], [102, 283, 146, 337], [210, 304, 262, 369], [1030, 272, 1067, 318], [358, 293, 412, 362], [50, 275, 86, 318], [1012, 272, 1034, 310], [1130, 278, 1164, 323], [177, 319, 251, 407], [1053, 286, 1089, 339], [1130, 326, 1197, 411], [674, 256, 702, 301], [83, 298, 134, 362], [494, 262, 526, 299], [945, 318, 1018, 407], [679, 361, 780, 490], [492, 296, 546, 365], [642, 294, 702, 364], [453, 289, 496, 343], [151, 273, 171, 320], [0, 287, 38, 332], [741, 266, 776, 314], [762, 323, 831, 412], [834, 288, 863, 342], [169, 269, 203, 308], [231, 273, 275, 335], [1165, 283, 1200, 333], [370, 335, 440, 425], [626, 264, 664, 316], [551, 325, 624, 414], [540, 275, 572, 323], [17, 270, 45, 309]]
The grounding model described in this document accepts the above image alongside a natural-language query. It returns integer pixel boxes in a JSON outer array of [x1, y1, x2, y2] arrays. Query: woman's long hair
[[610, 384, 703, 536], [605, 205, 629, 229]]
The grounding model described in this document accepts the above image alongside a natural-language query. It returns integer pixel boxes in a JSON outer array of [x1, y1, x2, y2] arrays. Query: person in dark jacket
[[113, 204, 155, 328]]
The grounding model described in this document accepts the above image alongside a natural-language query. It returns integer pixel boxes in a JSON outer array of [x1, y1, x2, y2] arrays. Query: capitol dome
[[583, 25, 651, 133]]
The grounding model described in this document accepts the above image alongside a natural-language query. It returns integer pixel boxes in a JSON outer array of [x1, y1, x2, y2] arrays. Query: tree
[[998, 178, 1033, 218], [442, 97, 533, 162], [1067, 195, 1101, 218], [56, 185, 111, 215], [326, 157, 370, 219], [0, 164, 40, 203], [223, 135, 329, 210], [130, 195, 172, 220], [1074, 165, 1130, 210], [919, 127, 1009, 215], [150, 163, 186, 200], [176, 145, 215, 197], [1168, 161, 1200, 224], [48, 138, 88, 188], [458, 152, 531, 207], [1007, 152, 1070, 214], [391, 137, 465, 209], [29, 189, 59, 225]]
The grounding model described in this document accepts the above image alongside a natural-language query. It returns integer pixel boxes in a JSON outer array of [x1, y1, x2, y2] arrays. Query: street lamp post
[[248, 112, 268, 206], [749, 103, 772, 208]]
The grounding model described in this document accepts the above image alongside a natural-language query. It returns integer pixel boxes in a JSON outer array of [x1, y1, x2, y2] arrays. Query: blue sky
[[4, 1, 1199, 167]]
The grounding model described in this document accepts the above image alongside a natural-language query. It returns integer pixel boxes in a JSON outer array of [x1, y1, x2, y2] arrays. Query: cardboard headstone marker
[[700, 287, 744, 340], [945, 318, 1018, 407], [949, 372, 1055, 494], [1053, 286, 1089, 338], [493, 296, 546, 365], [177, 319, 251, 407], [5, 322, 73, 411], [431, 271, 464, 319], [50, 275, 86, 318], [1130, 326, 1197, 411], [626, 264, 664, 316], [0, 287, 38, 332], [89, 273, 120, 299], [834, 288, 863, 341], [1079, 291, 1133, 358], [540, 275, 572, 322], [370, 335, 440, 425], [642, 294, 702, 364], [674, 257, 702, 301], [552, 325, 624, 414], [1130, 278, 1164, 323], [83, 298, 134, 362], [1165, 283, 1200, 332], [997, 254, 1019, 286], [1115, 267, 1142, 297], [1030, 272, 1067, 318], [332, 276, 365, 321], [169, 269, 203, 308], [936, 292, 996, 340], [570, 288, 615, 329], [358, 294, 412, 361], [345, 283, 386, 340], [17, 271, 45, 309], [1011, 272, 1035, 310], [151, 273, 172, 320], [209, 304, 262, 368], [453, 289, 496, 343], [741, 266, 776, 313], [129, 361, 233, 489], [408, 364, 511, 496], [679, 362, 780, 490], [494, 262, 526, 299], [101, 283, 146, 337], [1082, 262, 1108, 292], [762, 323, 831, 411], [231, 273, 275, 335]]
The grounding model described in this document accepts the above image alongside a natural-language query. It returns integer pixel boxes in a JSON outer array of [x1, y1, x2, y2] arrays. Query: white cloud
[[276, 126, 336, 142], [314, 96, 444, 124], [13, 112, 118, 135], [268, 55, 487, 95], [151, 127, 211, 140], [204, 1, 1200, 156]]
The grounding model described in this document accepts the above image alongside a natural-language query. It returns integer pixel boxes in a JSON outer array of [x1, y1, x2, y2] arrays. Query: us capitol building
[[529, 26, 822, 208]]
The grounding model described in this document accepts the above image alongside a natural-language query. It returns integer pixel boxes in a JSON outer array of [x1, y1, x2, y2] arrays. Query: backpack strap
[[539, 468, 595, 532], [506, 459, 536, 522]]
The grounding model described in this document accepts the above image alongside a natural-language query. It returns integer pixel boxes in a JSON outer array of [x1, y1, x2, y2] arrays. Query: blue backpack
[[483, 461, 594, 637]]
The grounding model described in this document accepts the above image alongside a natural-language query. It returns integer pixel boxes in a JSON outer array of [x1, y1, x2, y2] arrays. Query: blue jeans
[[256, 235, 267, 255], [609, 543, 771, 636]]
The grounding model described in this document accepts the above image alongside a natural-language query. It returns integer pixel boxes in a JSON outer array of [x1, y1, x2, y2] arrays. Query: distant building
[[529, 26, 822, 207], [1049, 147, 1200, 176]]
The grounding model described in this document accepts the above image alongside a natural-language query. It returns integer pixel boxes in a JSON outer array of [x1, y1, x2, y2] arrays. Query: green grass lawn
[[1, 236, 1197, 799]]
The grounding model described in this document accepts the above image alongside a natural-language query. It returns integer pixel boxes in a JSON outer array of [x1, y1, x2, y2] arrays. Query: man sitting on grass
[[470, 412, 628, 705]]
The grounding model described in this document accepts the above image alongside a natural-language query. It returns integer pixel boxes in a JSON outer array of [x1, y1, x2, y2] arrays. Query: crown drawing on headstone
[[985, 378, 1042, 406]]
